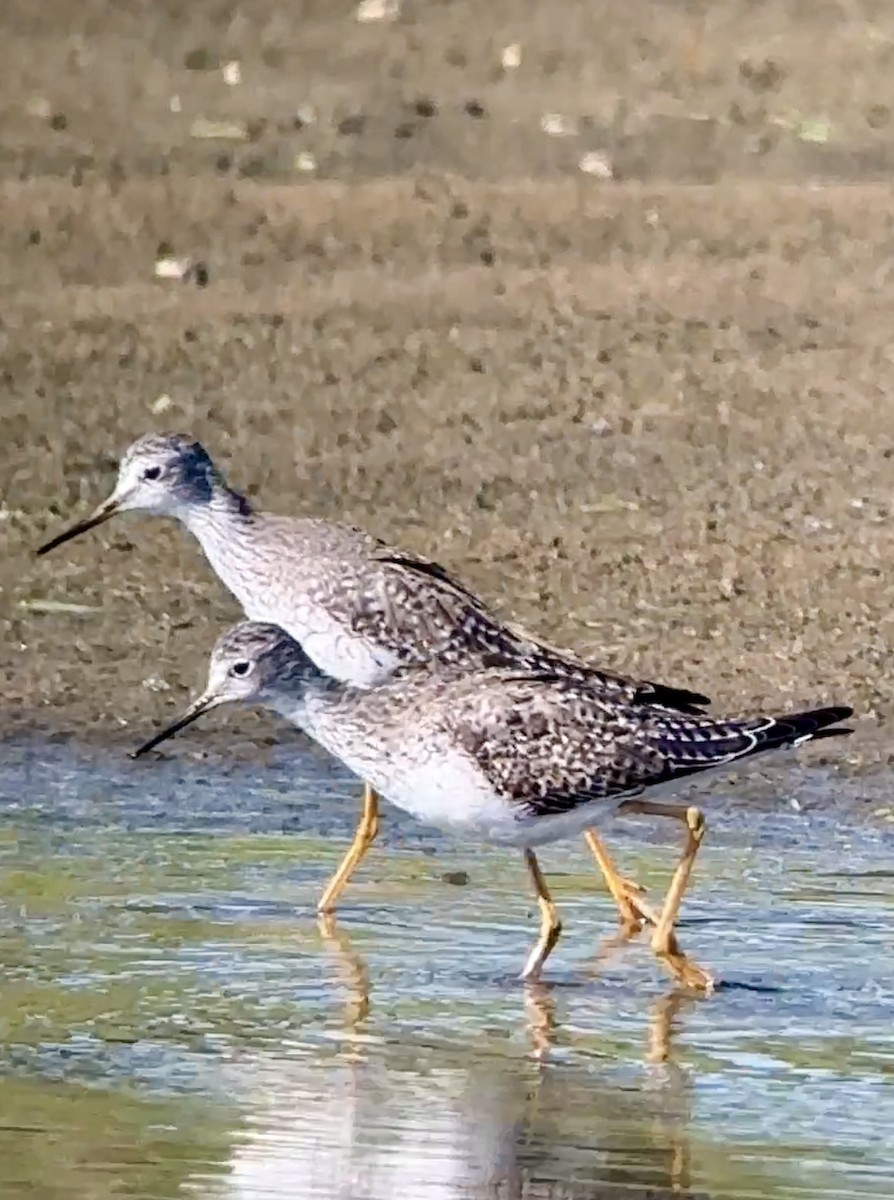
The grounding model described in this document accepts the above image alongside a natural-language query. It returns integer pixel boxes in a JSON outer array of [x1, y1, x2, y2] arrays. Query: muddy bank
[[3, 177, 894, 761], [2, 1, 894, 758]]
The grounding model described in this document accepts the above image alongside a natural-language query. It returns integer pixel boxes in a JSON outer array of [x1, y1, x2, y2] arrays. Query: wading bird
[[38, 434, 713, 932], [132, 621, 852, 990]]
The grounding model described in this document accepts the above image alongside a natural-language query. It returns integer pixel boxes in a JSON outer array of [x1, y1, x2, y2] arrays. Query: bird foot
[[616, 878, 660, 930], [654, 930, 715, 995]]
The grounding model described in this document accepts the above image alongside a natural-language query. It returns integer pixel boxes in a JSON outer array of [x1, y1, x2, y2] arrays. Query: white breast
[[325, 737, 519, 843], [372, 756, 638, 849], [287, 692, 639, 850]]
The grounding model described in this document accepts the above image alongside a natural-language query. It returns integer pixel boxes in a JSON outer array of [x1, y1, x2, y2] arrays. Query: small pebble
[[294, 104, 317, 128], [797, 117, 831, 145], [190, 118, 249, 141], [154, 256, 192, 281], [142, 676, 171, 693], [501, 44, 522, 70], [222, 60, 241, 86], [541, 113, 576, 137], [442, 870, 470, 886], [579, 151, 614, 178], [356, 0, 399, 21]]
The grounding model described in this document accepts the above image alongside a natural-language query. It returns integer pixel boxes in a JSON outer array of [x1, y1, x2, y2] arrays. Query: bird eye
[[231, 660, 253, 678], [142, 466, 162, 481]]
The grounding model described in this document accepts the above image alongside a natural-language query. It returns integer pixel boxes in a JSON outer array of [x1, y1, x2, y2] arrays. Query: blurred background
[[2, 4, 894, 1200]]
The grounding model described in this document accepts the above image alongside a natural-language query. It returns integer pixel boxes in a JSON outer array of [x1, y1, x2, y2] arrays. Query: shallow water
[[0, 739, 892, 1200]]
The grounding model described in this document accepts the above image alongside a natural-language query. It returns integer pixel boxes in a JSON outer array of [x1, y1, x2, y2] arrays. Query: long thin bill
[[130, 700, 214, 759], [36, 502, 118, 556]]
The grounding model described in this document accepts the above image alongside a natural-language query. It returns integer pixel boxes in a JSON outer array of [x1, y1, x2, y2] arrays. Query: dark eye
[[142, 466, 162, 482], [231, 660, 252, 678]]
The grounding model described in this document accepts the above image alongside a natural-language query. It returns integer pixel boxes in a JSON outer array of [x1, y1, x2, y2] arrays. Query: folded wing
[[437, 674, 852, 820]]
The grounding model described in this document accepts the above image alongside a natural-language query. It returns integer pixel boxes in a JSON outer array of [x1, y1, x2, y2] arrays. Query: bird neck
[[264, 670, 353, 735], [177, 478, 255, 547], [264, 669, 397, 795]]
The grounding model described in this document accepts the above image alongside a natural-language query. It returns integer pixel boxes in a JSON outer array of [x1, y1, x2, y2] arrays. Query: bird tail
[[655, 705, 854, 778], [740, 705, 854, 755]]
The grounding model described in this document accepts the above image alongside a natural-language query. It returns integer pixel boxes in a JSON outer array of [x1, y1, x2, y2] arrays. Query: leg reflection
[[508, 989, 700, 1197], [523, 981, 559, 1061], [645, 990, 702, 1195], [646, 988, 701, 1065], [318, 913, 371, 1034]]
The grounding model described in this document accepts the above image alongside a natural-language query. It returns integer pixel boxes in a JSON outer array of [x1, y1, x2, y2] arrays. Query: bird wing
[[435, 674, 849, 819], [372, 554, 710, 712], [431, 674, 664, 818], [374, 552, 486, 605]]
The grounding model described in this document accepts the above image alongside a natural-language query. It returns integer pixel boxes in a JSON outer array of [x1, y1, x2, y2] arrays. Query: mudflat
[[3, 0, 894, 754]]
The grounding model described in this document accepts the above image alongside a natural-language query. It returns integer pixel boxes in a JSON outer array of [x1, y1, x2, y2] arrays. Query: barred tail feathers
[[655, 705, 853, 776]]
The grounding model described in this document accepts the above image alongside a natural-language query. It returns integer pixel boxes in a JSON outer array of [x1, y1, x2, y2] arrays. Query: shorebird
[[131, 621, 853, 989], [37, 433, 710, 928]]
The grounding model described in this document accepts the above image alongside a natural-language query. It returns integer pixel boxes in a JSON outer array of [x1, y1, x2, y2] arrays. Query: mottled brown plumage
[[37, 433, 709, 709], [38, 434, 705, 937], [132, 622, 853, 987], [134, 622, 852, 844]]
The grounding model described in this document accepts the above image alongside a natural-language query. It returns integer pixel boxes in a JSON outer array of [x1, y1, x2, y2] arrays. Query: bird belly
[[359, 752, 523, 842], [501, 773, 718, 848], [496, 801, 631, 848]]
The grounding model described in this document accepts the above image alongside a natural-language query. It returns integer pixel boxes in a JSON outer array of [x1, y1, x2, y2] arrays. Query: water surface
[[0, 739, 891, 1199]]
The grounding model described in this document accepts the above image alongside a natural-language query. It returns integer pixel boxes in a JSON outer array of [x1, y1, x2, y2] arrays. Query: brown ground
[[3, 1, 894, 761]]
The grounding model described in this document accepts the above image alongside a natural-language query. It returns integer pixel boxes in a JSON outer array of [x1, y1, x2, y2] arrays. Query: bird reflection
[[293, 917, 705, 1200], [316, 911, 702, 1072], [523, 978, 701, 1069], [208, 1021, 702, 1200]]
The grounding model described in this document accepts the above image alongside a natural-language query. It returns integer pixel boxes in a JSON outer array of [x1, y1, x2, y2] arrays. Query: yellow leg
[[617, 799, 714, 993], [521, 849, 563, 980], [317, 783, 380, 914], [583, 829, 660, 930]]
